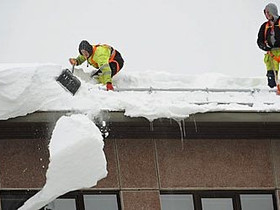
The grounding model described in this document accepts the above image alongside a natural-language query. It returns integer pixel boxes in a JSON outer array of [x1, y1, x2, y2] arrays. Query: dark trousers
[[110, 50, 124, 76]]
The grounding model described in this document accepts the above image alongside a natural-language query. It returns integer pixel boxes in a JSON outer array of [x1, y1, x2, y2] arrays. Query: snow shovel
[[56, 65, 81, 95]]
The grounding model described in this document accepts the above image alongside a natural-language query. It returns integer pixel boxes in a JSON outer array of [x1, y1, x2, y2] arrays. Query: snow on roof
[[2, 63, 278, 209], [0, 63, 279, 121]]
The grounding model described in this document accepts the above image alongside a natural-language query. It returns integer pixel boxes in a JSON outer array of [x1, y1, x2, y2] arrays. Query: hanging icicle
[[150, 121, 154, 132], [192, 116, 198, 133], [174, 119, 187, 151]]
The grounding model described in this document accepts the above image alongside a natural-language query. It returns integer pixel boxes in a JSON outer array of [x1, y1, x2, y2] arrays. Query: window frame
[[160, 190, 278, 210], [0, 190, 121, 210]]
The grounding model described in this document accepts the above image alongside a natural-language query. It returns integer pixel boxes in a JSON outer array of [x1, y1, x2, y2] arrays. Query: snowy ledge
[[1, 111, 280, 140], [3, 110, 280, 123]]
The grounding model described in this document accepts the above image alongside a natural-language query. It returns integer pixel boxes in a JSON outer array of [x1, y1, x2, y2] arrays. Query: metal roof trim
[[2, 111, 280, 123]]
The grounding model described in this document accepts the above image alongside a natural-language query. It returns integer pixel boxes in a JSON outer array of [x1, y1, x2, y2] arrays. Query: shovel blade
[[56, 69, 81, 95]]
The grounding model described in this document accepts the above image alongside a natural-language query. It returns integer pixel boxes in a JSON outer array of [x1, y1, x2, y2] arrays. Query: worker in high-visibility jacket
[[257, 3, 280, 92], [69, 40, 124, 91]]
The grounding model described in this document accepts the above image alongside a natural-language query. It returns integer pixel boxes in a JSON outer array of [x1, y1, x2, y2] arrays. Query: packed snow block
[[0, 63, 64, 120], [18, 114, 107, 210]]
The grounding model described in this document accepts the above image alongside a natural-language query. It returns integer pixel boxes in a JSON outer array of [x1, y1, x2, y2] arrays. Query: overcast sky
[[1, 0, 280, 77]]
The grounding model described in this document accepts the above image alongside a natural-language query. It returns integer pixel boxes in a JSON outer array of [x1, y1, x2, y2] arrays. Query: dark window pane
[[1, 192, 35, 210], [160, 194, 194, 210], [84, 195, 118, 210], [44, 199, 76, 210], [202, 198, 233, 210], [1, 196, 27, 210], [240, 194, 274, 210]]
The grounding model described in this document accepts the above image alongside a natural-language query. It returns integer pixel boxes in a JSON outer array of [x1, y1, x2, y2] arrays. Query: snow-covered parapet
[[1, 63, 280, 122], [18, 114, 107, 210], [0, 63, 64, 120]]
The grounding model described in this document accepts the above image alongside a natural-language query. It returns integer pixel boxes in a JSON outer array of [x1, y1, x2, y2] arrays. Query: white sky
[[1, 0, 280, 77]]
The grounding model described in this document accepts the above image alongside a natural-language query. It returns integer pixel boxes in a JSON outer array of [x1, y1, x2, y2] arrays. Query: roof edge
[[2, 111, 280, 123]]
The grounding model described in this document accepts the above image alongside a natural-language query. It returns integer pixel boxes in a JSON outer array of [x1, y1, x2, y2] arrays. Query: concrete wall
[[0, 138, 279, 209]]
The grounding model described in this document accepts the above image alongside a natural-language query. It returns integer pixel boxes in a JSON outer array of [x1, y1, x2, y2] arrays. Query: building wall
[[0, 138, 279, 209]]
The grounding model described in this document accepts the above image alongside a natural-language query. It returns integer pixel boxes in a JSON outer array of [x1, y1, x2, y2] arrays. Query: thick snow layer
[[1, 63, 280, 121], [18, 114, 107, 210], [0, 63, 62, 119]]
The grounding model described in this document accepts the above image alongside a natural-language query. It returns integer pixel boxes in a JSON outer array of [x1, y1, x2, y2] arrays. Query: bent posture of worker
[[69, 40, 124, 91]]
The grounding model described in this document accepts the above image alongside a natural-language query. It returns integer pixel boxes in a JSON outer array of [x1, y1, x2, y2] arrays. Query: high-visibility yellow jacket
[[76, 45, 112, 84]]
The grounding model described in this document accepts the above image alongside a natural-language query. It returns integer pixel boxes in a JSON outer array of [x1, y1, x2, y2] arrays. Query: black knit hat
[[79, 40, 93, 56]]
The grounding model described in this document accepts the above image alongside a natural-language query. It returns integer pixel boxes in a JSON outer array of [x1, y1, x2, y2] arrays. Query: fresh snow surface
[[1, 63, 280, 121], [18, 114, 107, 210]]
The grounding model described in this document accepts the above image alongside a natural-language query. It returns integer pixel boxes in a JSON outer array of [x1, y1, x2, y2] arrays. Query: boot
[[267, 70, 277, 88]]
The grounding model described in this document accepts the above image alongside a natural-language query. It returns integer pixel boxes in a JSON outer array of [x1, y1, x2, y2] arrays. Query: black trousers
[[109, 50, 124, 76], [93, 50, 124, 77]]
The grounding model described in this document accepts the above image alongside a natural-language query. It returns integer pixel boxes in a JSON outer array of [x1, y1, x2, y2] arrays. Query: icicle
[[87, 110, 110, 138], [182, 119, 186, 138], [100, 120, 109, 138], [193, 116, 198, 132], [150, 121, 154, 132], [174, 119, 185, 150]]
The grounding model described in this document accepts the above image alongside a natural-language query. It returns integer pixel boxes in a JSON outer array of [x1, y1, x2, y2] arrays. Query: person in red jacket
[[69, 40, 124, 91], [257, 3, 280, 92]]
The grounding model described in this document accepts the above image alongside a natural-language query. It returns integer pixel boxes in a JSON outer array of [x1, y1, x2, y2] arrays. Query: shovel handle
[[90, 69, 102, 78], [71, 65, 75, 73]]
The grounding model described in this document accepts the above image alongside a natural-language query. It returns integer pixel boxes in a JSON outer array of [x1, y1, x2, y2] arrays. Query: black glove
[[90, 69, 102, 78], [259, 42, 272, 51]]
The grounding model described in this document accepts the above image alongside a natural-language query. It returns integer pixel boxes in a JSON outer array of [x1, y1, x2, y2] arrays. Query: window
[[84, 195, 119, 210], [0, 191, 36, 210], [160, 191, 277, 210], [160, 194, 194, 210], [201, 198, 233, 210], [44, 199, 76, 210], [240, 194, 274, 210], [0, 190, 120, 210]]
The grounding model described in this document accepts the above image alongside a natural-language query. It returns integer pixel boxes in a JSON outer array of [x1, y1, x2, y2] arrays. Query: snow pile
[[0, 63, 63, 120], [113, 71, 266, 89], [1, 63, 280, 122], [18, 114, 107, 210]]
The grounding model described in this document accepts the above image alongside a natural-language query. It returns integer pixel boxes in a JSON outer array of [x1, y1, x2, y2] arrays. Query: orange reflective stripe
[[275, 57, 280, 62], [89, 45, 98, 67], [108, 48, 120, 72], [264, 19, 280, 41], [111, 60, 120, 72], [89, 44, 119, 70], [109, 49, 116, 62], [268, 51, 280, 62]]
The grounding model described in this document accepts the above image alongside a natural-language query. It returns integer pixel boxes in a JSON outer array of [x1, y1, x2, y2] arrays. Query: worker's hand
[[106, 82, 114, 91], [69, 58, 77, 66]]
